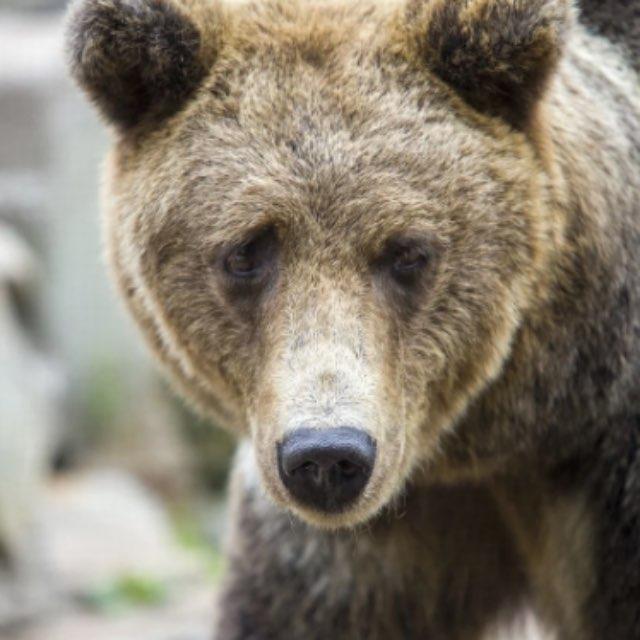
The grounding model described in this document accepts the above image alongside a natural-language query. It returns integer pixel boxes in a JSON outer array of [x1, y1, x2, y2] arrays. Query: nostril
[[289, 460, 317, 474], [277, 427, 377, 513], [292, 460, 322, 483], [337, 460, 359, 479]]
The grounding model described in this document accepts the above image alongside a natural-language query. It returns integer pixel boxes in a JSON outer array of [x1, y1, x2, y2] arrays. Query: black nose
[[277, 427, 377, 513]]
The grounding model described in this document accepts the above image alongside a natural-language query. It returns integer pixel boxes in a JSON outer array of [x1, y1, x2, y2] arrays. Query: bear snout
[[277, 427, 377, 513]]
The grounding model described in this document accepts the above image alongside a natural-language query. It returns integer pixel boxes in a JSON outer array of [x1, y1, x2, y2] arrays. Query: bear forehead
[[157, 87, 520, 236], [113, 0, 535, 240], [190, 4, 430, 133], [225, 0, 397, 55], [130, 79, 527, 249], [114, 0, 529, 179], [158, 0, 473, 142], [169, 51, 507, 190]]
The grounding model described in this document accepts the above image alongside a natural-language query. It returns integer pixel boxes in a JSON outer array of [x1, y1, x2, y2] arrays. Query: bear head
[[67, 0, 570, 528]]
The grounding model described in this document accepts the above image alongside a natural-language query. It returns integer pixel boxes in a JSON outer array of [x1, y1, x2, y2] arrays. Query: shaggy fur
[[407, 0, 570, 129], [66, 0, 639, 638], [66, 0, 221, 128], [580, 0, 640, 72]]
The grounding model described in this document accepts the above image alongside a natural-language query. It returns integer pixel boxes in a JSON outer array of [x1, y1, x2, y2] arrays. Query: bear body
[[66, 0, 640, 638]]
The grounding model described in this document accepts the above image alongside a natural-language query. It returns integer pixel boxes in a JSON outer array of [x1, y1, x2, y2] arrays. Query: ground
[[1, 471, 221, 640]]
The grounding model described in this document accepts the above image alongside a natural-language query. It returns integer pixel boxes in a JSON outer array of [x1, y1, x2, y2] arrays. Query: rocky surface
[[0, 471, 220, 640], [11, 584, 215, 640]]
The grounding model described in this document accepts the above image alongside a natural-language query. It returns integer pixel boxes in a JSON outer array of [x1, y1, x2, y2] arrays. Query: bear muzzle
[[277, 427, 377, 513]]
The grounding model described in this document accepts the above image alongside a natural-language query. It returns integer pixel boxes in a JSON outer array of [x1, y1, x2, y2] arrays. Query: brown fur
[[404, 0, 571, 129], [66, 0, 223, 129], [66, 0, 640, 638]]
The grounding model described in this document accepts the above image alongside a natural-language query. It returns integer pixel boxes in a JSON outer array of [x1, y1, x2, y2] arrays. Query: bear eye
[[224, 226, 277, 281], [385, 239, 431, 286], [391, 244, 429, 275]]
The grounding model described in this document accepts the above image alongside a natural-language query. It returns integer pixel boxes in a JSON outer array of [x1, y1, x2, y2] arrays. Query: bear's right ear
[[66, 0, 221, 131]]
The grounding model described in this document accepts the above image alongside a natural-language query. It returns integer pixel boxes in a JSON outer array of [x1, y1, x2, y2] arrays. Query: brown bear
[[65, 0, 640, 638]]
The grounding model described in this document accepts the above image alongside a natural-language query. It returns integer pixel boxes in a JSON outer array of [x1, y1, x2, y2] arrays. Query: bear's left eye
[[383, 239, 431, 286], [223, 226, 277, 281]]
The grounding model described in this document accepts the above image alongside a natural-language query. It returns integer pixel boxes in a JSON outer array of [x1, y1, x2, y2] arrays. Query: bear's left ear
[[66, 0, 222, 132], [405, 0, 572, 130]]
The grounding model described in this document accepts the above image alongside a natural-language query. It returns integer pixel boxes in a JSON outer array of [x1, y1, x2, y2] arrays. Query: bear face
[[68, 0, 569, 528]]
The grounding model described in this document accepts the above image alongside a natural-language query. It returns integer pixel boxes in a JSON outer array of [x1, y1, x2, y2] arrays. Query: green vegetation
[[82, 575, 168, 613]]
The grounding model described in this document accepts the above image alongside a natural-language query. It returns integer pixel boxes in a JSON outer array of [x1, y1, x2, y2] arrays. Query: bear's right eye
[[223, 226, 277, 282]]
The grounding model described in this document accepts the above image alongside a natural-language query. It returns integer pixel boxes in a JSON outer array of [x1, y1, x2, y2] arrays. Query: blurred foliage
[[84, 360, 128, 444], [82, 508, 227, 613], [174, 399, 236, 492], [82, 575, 168, 614], [172, 507, 227, 581]]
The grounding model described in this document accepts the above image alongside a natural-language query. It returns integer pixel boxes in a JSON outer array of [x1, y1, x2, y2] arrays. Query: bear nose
[[277, 427, 376, 513]]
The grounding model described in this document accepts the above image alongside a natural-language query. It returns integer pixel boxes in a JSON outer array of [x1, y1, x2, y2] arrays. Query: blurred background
[[0, 1, 235, 638]]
